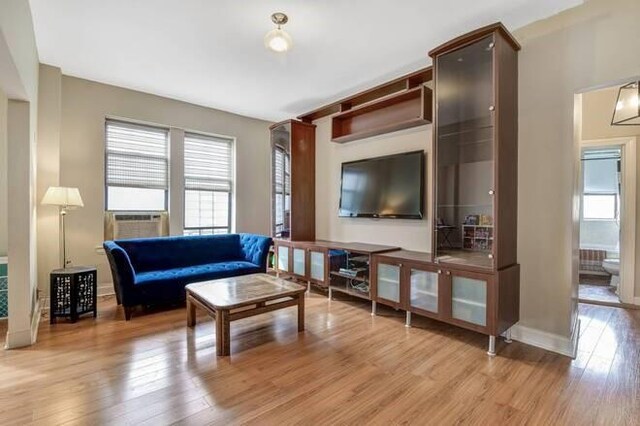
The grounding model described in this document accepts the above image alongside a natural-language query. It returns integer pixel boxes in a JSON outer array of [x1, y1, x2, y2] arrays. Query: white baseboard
[[510, 316, 580, 358], [4, 297, 42, 349], [98, 283, 115, 297], [634, 297, 640, 306], [31, 298, 42, 342]]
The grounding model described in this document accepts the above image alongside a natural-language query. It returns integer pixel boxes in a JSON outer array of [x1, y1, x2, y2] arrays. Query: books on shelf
[[462, 223, 493, 252]]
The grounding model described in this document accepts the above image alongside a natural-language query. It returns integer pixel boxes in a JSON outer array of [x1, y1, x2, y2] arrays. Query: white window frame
[[183, 131, 235, 235], [104, 118, 169, 212]]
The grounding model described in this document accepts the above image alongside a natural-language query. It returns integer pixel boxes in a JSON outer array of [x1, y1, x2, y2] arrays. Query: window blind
[[272, 146, 290, 235], [106, 120, 169, 190], [582, 149, 620, 194], [274, 148, 284, 194], [184, 132, 233, 192]]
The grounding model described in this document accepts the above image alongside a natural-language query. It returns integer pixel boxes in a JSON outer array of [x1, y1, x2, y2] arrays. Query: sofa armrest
[[239, 234, 273, 271], [103, 241, 137, 305]]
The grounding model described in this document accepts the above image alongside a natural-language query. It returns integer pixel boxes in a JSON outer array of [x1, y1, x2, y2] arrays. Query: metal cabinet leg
[[487, 335, 496, 357], [371, 301, 377, 316], [328, 287, 333, 300], [505, 328, 513, 344], [405, 311, 412, 328], [307, 281, 311, 294]]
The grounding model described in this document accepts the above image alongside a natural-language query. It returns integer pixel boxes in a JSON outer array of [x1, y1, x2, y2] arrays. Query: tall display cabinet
[[270, 119, 316, 241], [270, 120, 316, 280], [429, 23, 520, 355]]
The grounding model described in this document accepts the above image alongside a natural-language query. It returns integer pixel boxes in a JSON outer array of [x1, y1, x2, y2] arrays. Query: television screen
[[339, 150, 424, 219]]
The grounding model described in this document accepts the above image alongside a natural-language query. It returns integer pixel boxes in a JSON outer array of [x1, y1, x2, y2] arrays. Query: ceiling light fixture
[[611, 81, 640, 126], [264, 13, 292, 53]]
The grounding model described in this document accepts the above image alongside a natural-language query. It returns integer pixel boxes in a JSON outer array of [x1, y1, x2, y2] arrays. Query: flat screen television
[[339, 150, 424, 219]]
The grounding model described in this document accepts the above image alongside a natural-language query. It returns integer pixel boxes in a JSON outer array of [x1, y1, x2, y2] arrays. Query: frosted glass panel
[[452, 276, 487, 326], [377, 264, 400, 302], [277, 246, 289, 272], [310, 251, 324, 282], [293, 248, 305, 276], [410, 270, 438, 313]]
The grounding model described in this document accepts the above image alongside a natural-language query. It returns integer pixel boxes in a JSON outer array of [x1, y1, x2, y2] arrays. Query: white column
[[36, 65, 62, 295], [6, 100, 37, 349], [169, 128, 184, 236]]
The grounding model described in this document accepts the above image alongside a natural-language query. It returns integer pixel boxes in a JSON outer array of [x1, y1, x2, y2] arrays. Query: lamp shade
[[264, 28, 293, 53], [41, 187, 84, 208], [612, 81, 640, 125], [264, 12, 292, 53]]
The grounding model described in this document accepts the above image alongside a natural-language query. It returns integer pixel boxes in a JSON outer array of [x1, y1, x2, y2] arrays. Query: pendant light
[[611, 81, 640, 126], [264, 13, 292, 53]]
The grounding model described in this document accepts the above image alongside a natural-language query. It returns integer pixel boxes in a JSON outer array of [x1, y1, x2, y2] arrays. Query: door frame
[[580, 137, 636, 304]]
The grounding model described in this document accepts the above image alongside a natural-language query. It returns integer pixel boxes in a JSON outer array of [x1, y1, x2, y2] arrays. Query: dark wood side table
[[50, 266, 97, 324]]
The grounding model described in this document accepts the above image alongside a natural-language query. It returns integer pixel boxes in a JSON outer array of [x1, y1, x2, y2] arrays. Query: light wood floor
[[1, 292, 639, 425]]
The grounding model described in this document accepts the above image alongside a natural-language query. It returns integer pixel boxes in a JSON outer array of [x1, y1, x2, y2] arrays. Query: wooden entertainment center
[[272, 23, 520, 356]]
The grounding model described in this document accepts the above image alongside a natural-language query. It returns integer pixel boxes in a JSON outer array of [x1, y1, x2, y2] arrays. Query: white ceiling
[[29, 0, 582, 122]]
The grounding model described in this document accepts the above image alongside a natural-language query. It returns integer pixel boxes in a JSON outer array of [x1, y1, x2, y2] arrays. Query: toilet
[[602, 258, 620, 290]]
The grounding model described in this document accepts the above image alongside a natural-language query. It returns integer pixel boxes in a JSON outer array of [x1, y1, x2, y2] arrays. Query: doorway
[[578, 138, 636, 306]]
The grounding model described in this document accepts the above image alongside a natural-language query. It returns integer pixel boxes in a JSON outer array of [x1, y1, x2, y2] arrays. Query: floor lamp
[[41, 187, 84, 269]]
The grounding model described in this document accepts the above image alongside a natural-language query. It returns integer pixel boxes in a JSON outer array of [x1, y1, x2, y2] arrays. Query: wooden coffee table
[[185, 273, 306, 356]]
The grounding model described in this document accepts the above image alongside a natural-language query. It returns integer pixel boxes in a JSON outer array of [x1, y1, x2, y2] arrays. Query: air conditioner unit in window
[[104, 212, 169, 240]]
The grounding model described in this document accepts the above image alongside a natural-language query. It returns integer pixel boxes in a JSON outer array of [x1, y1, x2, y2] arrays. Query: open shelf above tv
[[331, 85, 432, 144]]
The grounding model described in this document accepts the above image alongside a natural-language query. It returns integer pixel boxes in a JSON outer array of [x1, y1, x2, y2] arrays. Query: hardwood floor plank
[[1, 295, 639, 425]]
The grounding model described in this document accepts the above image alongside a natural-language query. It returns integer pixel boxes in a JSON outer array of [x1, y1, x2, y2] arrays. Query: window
[[273, 146, 290, 237], [583, 194, 617, 220], [582, 150, 620, 220], [184, 132, 233, 235], [105, 120, 168, 211]]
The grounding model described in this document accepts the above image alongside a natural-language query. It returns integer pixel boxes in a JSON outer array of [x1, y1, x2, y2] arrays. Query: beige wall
[[315, 118, 432, 251], [35, 74, 272, 292], [582, 87, 640, 297], [513, 0, 640, 337]]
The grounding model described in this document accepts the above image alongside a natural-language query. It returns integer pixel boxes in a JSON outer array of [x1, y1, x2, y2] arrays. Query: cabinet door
[[292, 247, 306, 277], [376, 262, 401, 305], [450, 273, 488, 327], [434, 34, 496, 270], [309, 250, 325, 284], [409, 268, 439, 315], [277, 245, 290, 272]]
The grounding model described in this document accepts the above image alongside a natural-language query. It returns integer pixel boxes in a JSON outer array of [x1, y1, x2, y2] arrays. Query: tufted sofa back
[[112, 234, 259, 272], [239, 233, 272, 268]]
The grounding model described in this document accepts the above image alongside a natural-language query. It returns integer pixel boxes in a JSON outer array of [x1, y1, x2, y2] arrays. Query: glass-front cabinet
[[375, 262, 401, 306], [450, 274, 488, 327], [276, 244, 290, 273], [309, 249, 326, 286], [292, 247, 306, 277], [434, 35, 495, 270], [271, 122, 291, 239], [409, 268, 439, 315]]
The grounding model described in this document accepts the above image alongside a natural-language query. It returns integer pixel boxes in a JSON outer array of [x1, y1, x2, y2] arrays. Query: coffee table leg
[[187, 295, 196, 328], [215, 309, 223, 356], [298, 293, 305, 332], [221, 309, 231, 356]]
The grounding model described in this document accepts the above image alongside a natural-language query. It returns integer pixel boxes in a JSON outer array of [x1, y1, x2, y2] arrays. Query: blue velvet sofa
[[104, 233, 272, 320]]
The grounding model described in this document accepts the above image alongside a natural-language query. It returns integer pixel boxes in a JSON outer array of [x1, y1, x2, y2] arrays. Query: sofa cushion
[[135, 261, 261, 288], [117, 234, 243, 272]]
